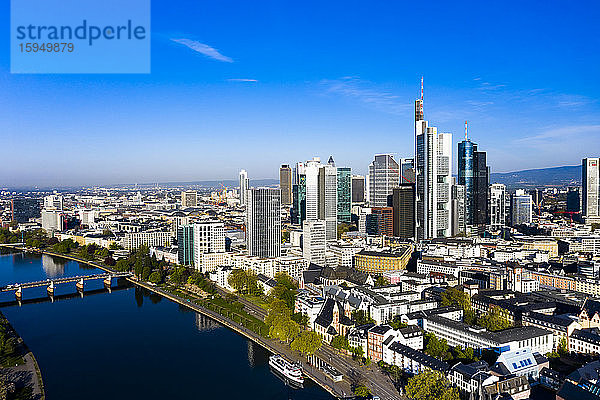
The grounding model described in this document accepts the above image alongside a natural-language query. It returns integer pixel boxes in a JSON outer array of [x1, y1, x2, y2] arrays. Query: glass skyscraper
[[337, 167, 351, 223]]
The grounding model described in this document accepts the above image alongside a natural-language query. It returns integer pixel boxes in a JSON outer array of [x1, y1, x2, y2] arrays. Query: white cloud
[[320, 77, 409, 115], [227, 78, 258, 82], [171, 38, 233, 63]]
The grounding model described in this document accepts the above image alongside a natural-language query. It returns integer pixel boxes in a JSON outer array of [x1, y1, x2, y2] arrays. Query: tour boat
[[269, 354, 304, 387]]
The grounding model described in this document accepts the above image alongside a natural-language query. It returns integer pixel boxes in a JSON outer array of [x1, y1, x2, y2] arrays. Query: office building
[[451, 181, 466, 236], [458, 122, 489, 233], [10, 197, 42, 223], [239, 169, 249, 206], [43, 194, 63, 210], [319, 161, 338, 241], [337, 167, 351, 223], [302, 220, 326, 267], [391, 185, 415, 240], [247, 188, 281, 258], [511, 190, 533, 226], [583, 158, 600, 224], [181, 190, 198, 208], [352, 175, 365, 203], [279, 164, 293, 207], [415, 84, 452, 240], [489, 183, 507, 231], [177, 225, 195, 266], [370, 207, 394, 236], [369, 154, 400, 207], [192, 222, 225, 268], [400, 158, 415, 184], [567, 187, 581, 213], [41, 209, 64, 232]]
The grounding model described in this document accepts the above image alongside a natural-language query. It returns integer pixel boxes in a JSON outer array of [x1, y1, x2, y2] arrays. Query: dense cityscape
[[1, 82, 599, 400]]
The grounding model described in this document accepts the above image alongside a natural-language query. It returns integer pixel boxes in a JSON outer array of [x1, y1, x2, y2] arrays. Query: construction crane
[[553, 210, 580, 226]]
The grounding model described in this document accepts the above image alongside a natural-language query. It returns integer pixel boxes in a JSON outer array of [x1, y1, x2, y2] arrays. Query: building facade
[[247, 188, 281, 258]]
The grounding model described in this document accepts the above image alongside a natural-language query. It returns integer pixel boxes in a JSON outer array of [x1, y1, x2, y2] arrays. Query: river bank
[[0, 245, 355, 399]]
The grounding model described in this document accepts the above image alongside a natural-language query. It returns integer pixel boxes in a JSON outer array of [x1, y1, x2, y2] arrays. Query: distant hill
[[490, 165, 581, 188]]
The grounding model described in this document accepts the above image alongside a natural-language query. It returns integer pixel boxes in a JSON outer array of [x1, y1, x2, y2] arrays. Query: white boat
[[269, 354, 304, 387]]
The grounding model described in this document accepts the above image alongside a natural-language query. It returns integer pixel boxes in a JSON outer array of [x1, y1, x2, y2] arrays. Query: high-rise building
[[511, 189, 533, 226], [415, 83, 452, 240], [370, 207, 394, 236], [337, 167, 351, 223], [43, 194, 63, 210], [177, 225, 195, 266], [369, 154, 399, 207], [11, 197, 42, 223], [302, 220, 326, 267], [451, 181, 466, 236], [247, 188, 281, 258], [351, 175, 365, 203], [239, 169, 249, 206], [319, 163, 338, 241], [582, 158, 600, 224], [391, 184, 415, 239], [489, 183, 507, 231], [279, 164, 293, 207], [181, 190, 198, 208], [191, 222, 225, 270], [458, 122, 489, 232], [400, 158, 415, 184], [41, 209, 64, 232], [567, 187, 581, 213]]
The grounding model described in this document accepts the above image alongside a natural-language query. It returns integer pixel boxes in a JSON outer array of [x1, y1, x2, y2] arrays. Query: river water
[[0, 250, 334, 400]]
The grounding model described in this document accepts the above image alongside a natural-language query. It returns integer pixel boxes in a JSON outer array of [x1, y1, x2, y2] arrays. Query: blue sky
[[1, 0, 599, 187]]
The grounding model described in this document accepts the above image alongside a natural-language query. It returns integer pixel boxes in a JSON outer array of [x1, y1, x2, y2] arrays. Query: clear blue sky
[[1, 0, 599, 187]]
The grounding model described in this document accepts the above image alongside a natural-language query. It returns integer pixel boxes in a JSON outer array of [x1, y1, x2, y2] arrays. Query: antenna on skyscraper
[[420, 76, 424, 100], [465, 121, 468, 140]]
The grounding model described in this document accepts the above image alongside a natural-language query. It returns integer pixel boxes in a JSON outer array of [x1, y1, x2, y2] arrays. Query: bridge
[[1, 272, 133, 301]]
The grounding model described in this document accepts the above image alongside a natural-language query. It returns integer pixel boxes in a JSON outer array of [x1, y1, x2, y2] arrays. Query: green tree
[[425, 333, 450, 360], [389, 316, 408, 330], [290, 331, 322, 355], [228, 269, 260, 295], [115, 259, 130, 272], [330, 335, 349, 351], [558, 336, 568, 356], [353, 385, 371, 399], [148, 271, 162, 284], [374, 276, 390, 287], [269, 318, 300, 343], [291, 312, 309, 328], [282, 231, 290, 243], [351, 310, 375, 326], [265, 298, 291, 328], [349, 345, 364, 359], [477, 306, 512, 331], [405, 370, 459, 400]]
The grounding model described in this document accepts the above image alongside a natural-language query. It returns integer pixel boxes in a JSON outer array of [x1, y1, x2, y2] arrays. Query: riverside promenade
[[0, 244, 402, 400]]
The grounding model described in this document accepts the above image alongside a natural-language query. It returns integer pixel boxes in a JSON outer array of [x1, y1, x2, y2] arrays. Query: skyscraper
[[319, 163, 338, 241], [567, 187, 581, 213], [351, 175, 365, 203], [392, 184, 415, 240], [370, 207, 394, 236], [511, 189, 533, 226], [400, 158, 415, 184], [451, 181, 466, 236], [415, 81, 452, 240], [582, 158, 600, 224], [369, 154, 399, 207], [177, 225, 195, 266], [247, 188, 281, 258], [239, 169, 249, 206], [10, 197, 42, 223], [458, 122, 489, 232], [302, 220, 326, 267], [489, 183, 507, 231], [337, 167, 351, 223], [279, 164, 292, 207]]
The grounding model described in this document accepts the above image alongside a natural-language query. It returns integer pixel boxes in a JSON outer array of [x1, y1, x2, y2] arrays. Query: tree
[[269, 318, 300, 343], [265, 298, 291, 328], [349, 345, 364, 359], [353, 385, 371, 399], [389, 316, 408, 330], [290, 331, 322, 355], [331, 335, 349, 351], [282, 231, 290, 243], [425, 333, 450, 360], [351, 310, 375, 326], [115, 259, 130, 272], [558, 336, 568, 356], [405, 370, 459, 400], [291, 312, 309, 328], [477, 306, 512, 331], [228, 269, 260, 295], [104, 256, 116, 266], [148, 271, 162, 284], [374, 276, 390, 287]]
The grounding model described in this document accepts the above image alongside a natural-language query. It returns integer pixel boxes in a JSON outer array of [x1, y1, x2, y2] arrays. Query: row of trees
[[424, 333, 478, 364], [405, 369, 459, 400], [114, 245, 168, 283], [227, 269, 261, 295]]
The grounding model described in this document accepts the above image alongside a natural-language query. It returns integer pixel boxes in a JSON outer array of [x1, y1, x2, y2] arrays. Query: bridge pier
[[104, 277, 112, 293], [15, 286, 22, 302], [47, 281, 55, 296], [76, 278, 84, 297]]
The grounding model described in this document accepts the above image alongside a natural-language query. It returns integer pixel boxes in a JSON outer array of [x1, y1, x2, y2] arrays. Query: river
[[0, 250, 335, 400]]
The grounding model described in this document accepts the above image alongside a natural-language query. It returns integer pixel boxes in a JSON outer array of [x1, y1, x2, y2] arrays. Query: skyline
[[2, 0, 599, 187]]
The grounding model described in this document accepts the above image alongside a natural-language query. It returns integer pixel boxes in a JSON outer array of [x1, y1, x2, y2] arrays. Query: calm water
[[0, 250, 334, 400]]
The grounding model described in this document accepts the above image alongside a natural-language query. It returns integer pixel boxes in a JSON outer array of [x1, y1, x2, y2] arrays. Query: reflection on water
[[195, 313, 221, 333], [41, 254, 66, 278], [247, 340, 269, 368]]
